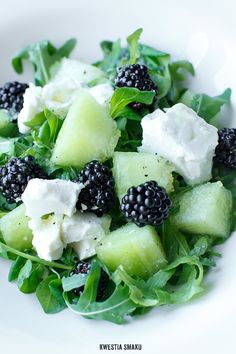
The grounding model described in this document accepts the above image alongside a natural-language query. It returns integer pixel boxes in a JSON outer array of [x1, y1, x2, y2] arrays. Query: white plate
[[0, 1, 236, 353]]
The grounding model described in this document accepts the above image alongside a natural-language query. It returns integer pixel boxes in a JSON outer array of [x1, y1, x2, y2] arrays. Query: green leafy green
[[168, 60, 195, 103], [36, 275, 66, 314], [17, 260, 45, 293], [127, 28, 143, 64], [26, 109, 62, 149], [8, 256, 26, 281], [180, 88, 231, 123], [12, 38, 76, 86], [64, 260, 136, 324], [0, 241, 72, 270], [110, 87, 155, 118], [62, 273, 89, 292], [113, 254, 203, 308], [139, 44, 171, 98], [96, 32, 171, 99], [170, 60, 195, 81], [96, 39, 122, 73]]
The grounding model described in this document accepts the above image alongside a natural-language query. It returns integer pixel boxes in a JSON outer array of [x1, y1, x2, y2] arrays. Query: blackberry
[[0, 156, 47, 203], [0, 81, 28, 117], [121, 180, 172, 227], [115, 64, 156, 91], [76, 160, 115, 216], [114, 64, 157, 109], [71, 261, 110, 301], [214, 128, 236, 169], [71, 261, 91, 296]]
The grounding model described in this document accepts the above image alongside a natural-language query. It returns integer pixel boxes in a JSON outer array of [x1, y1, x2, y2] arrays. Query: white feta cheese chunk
[[18, 84, 44, 134], [50, 58, 105, 86], [139, 103, 218, 185], [22, 178, 83, 218], [62, 212, 111, 260], [29, 215, 64, 261], [18, 61, 110, 135], [89, 83, 114, 107], [41, 78, 81, 118], [72, 239, 99, 261]]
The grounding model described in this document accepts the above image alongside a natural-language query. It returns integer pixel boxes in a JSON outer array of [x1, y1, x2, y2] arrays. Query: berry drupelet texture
[[121, 180, 172, 227], [0, 156, 47, 203], [71, 261, 91, 296], [0, 81, 28, 114], [114, 64, 156, 91], [76, 160, 115, 216], [114, 64, 157, 110], [214, 128, 236, 169], [71, 261, 110, 301]]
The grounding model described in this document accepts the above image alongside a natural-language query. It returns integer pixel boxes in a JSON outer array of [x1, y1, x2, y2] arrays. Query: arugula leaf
[[62, 273, 89, 292], [0, 242, 10, 259], [96, 39, 122, 73], [64, 260, 136, 324], [180, 88, 231, 123], [190, 237, 210, 257], [161, 221, 190, 262], [17, 260, 45, 293], [8, 256, 26, 281], [0, 240, 72, 270], [139, 44, 171, 98], [96, 32, 171, 99], [127, 28, 143, 64], [16, 109, 63, 173], [168, 60, 195, 103], [36, 109, 63, 148], [115, 106, 141, 121], [49, 278, 67, 306], [100, 41, 113, 55], [65, 284, 136, 325], [36, 275, 66, 314], [12, 38, 76, 86], [24, 112, 46, 128], [110, 87, 155, 118], [113, 267, 159, 307], [170, 60, 195, 81], [114, 254, 203, 308]]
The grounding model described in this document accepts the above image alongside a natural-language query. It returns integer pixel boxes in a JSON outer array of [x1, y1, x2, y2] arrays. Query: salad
[[0, 29, 235, 324]]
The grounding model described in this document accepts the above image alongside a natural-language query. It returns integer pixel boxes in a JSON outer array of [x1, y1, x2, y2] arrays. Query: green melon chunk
[[0, 204, 33, 251], [112, 151, 174, 200], [96, 223, 167, 279], [0, 136, 14, 155], [51, 90, 120, 168], [171, 181, 233, 238], [0, 109, 18, 137]]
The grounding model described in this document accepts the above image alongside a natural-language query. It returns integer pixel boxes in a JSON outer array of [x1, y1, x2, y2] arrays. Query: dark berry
[[71, 261, 110, 301], [214, 128, 236, 169], [71, 261, 91, 296], [76, 160, 115, 216], [121, 180, 172, 227], [0, 81, 28, 120], [114, 64, 157, 109], [115, 64, 156, 91], [0, 156, 47, 203]]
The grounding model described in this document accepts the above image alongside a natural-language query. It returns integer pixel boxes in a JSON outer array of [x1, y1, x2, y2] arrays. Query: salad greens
[[0, 29, 235, 324], [12, 38, 76, 86]]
